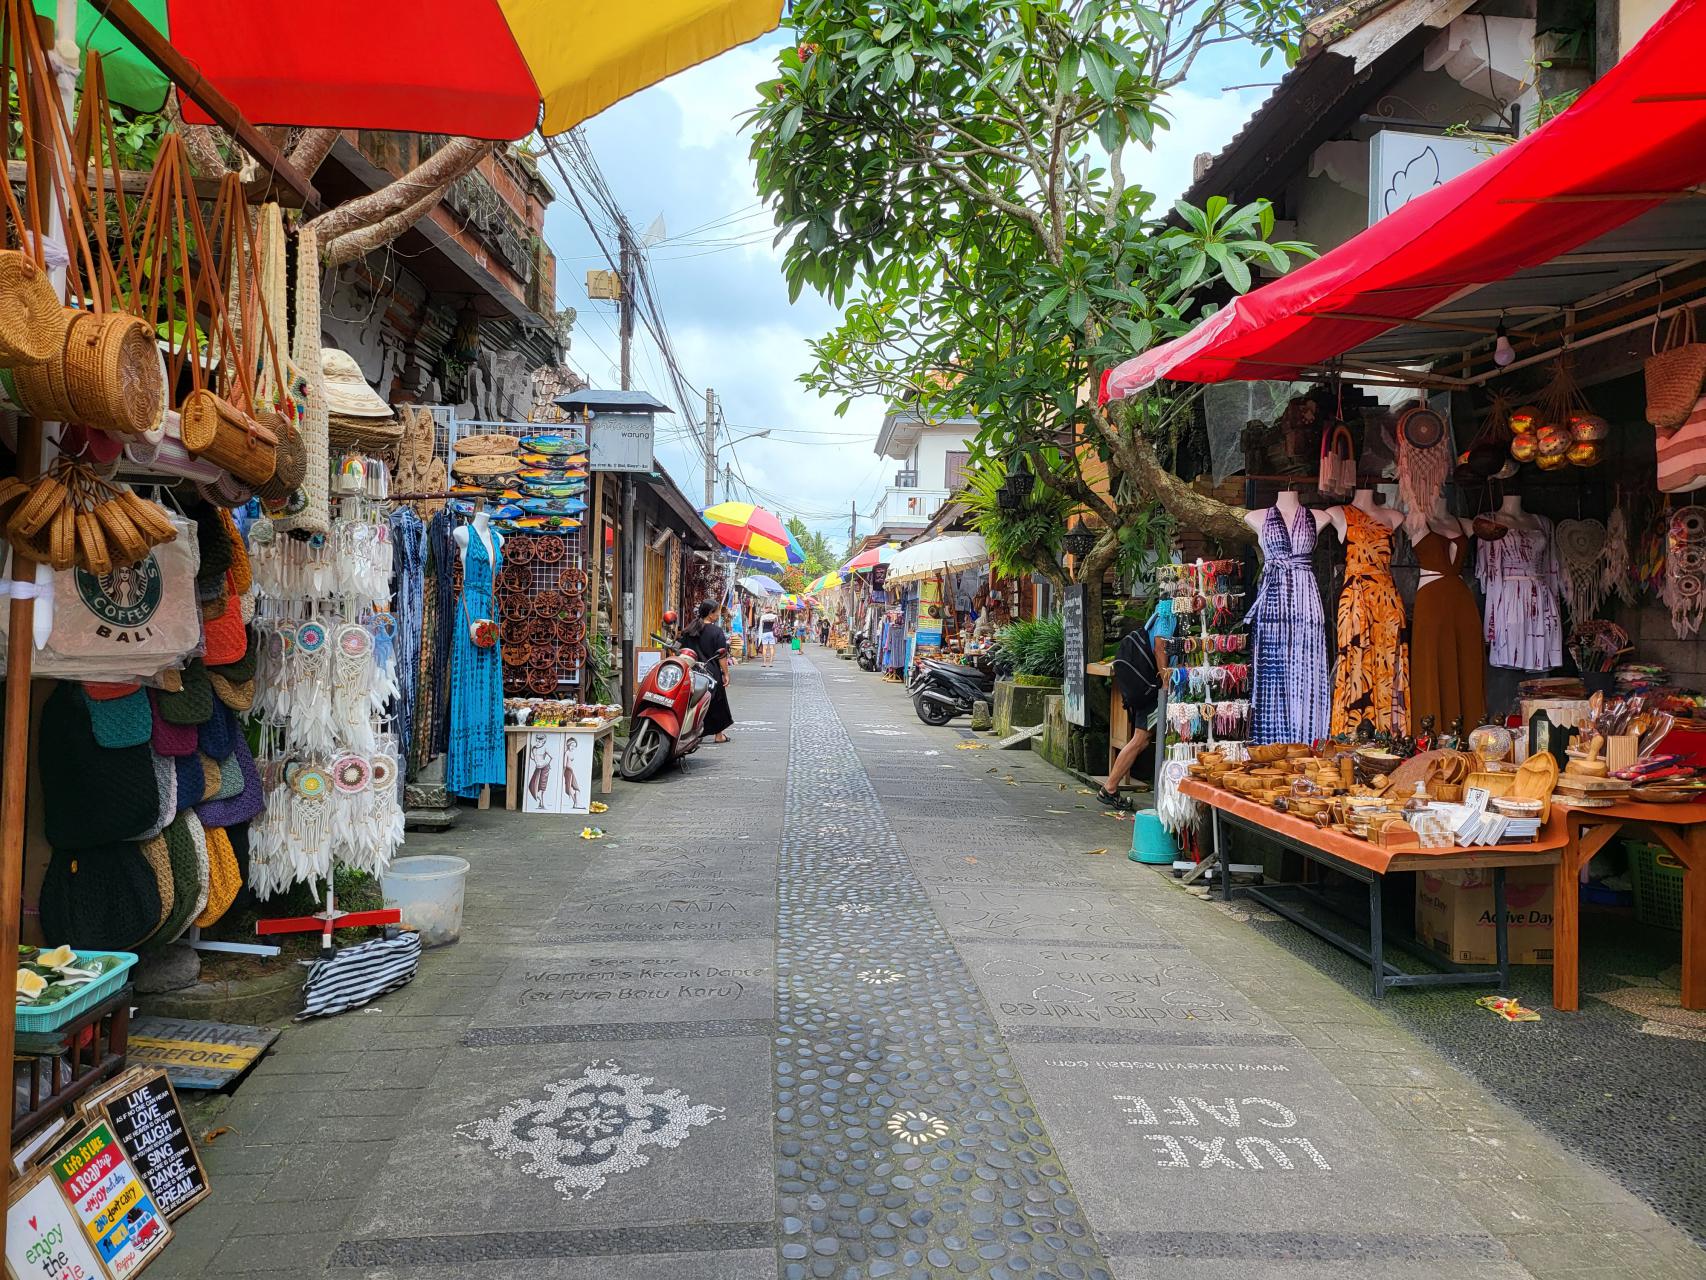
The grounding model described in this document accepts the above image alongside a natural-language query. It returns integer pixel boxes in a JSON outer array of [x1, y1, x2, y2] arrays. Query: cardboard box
[[1414, 866, 1554, 966]]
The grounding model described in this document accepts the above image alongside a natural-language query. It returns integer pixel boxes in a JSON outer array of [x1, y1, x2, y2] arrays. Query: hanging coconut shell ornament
[[1570, 413, 1609, 443], [1536, 425, 1570, 458], [1508, 404, 1541, 436], [1568, 440, 1602, 467], [1510, 432, 1539, 462], [1536, 451, 1567, 471]]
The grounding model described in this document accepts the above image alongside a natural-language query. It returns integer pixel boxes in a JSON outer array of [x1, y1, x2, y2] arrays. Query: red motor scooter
[[620, 630, 715, 781]]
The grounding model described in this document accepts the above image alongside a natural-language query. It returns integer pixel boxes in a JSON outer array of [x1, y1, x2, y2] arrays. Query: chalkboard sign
[[1062, 584, 1087, 726], [98, 1073, 207, 1222]]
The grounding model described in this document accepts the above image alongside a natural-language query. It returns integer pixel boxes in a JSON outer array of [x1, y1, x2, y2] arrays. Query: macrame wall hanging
[[1555, 518, 1608, 619], [1663, 506, 1706, 637], [1395, 404, 1450, 516], [1602, 505, 1635, 606]]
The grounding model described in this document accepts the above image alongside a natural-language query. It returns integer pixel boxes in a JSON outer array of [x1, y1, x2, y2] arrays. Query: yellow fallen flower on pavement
[[589, 802, 609, 813], [956, 741, 986, 750], [580, 827, 605, 840]]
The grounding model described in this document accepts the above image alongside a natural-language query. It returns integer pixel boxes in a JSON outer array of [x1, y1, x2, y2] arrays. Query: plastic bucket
[[381, 855, 470, 947], [1129, 811, 1178, 865]]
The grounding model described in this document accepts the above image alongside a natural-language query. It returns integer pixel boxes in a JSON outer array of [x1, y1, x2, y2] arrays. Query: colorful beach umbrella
[[806, 570, 843, 593], [844, 542, 900, 573], [702, 501, 792, 568], [738, 573, 785, 597], [47, 0, 784, 139]]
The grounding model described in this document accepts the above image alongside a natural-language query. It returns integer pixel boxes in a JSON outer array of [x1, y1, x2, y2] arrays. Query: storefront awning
[[1104, 0, 1706, 397]]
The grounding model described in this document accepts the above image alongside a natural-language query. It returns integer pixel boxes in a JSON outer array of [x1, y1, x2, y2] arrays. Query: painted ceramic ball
[[1510, 432, 1539, 462], [1536, 425, 1571, 458], [1536, 451, 1568, 471], [1568, 440, 1602, 467], [1508, 405, 1542, 436], [1570, 413, 1610, 443]]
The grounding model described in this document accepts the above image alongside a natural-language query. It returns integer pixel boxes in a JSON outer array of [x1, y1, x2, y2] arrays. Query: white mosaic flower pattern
[[456, 1061, 721, 1200], [886, 1109, 950, 1146], [858, 968, 906, 985], [835, 902, 872, 917]]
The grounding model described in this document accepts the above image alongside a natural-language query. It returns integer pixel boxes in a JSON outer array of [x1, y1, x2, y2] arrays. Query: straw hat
[[321, 349, 394, 419]]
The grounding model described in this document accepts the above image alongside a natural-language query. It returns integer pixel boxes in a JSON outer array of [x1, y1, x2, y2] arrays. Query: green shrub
[[995, 616, 1065, 678]]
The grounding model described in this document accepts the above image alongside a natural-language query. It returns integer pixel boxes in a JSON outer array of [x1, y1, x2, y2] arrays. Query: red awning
[[1105, 0, 1706, 397]]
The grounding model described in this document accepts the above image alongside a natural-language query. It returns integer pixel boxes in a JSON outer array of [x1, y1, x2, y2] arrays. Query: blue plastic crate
[[14, 951, 137, 1033]]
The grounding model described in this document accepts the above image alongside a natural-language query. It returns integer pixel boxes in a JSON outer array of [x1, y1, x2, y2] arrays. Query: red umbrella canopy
[[65, 0, 785, 140]]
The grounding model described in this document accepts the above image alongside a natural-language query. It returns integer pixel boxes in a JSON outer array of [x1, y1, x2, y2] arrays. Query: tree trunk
[[303, 137, 494, 246], [1125, 432, 1255, 547], [284, 128, 341, 177], [1074, 532, 1121, 659], [321, 184, 445, 268]]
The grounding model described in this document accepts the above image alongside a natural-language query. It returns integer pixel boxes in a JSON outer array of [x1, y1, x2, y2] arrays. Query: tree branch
[[304, 137, 493, 246]]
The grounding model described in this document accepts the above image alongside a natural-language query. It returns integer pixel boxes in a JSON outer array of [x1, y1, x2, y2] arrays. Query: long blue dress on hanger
[[447, 529, 507, 798]]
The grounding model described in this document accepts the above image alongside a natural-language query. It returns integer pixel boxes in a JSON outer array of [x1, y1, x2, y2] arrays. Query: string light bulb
[[1493, 319, 1515, 368]]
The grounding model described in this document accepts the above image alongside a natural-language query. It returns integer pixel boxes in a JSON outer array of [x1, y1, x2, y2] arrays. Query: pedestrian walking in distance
[[759, 607, 778, 667], [684, 601, 735, 743]]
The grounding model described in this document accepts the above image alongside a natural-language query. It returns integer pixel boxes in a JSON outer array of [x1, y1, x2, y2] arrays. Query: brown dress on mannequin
[[1409, 532, 1486, 730]]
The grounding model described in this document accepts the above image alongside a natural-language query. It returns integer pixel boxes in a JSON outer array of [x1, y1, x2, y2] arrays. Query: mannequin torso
[[454, 511, 503, 569], [1330, 489, 1401, 540], [1246, 489, 1332, 539], [1488, 494, 1540, 533], [1406, 498, 1473, 587]]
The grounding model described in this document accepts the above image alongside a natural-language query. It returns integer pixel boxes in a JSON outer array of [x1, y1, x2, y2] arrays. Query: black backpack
[[1111, 627, 1159, 715]]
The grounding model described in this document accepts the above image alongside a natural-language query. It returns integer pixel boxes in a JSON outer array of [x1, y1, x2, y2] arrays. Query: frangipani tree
[[749, 0, 1314, 650]]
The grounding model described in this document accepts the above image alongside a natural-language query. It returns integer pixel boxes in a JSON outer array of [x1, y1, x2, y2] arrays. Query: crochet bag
[[1656, 394, 1706, 494], [1646, 309, 1706, 429], [39, 683, 159, 849], [38, 841, 162, 950]]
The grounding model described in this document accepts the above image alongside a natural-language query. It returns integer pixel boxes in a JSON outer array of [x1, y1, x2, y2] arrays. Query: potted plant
[[990, 616, 1065, 735]]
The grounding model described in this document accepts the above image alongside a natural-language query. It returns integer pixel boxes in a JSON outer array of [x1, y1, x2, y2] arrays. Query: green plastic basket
[[1627, 842, 1684, 932], [14, 951, 137, 1033]]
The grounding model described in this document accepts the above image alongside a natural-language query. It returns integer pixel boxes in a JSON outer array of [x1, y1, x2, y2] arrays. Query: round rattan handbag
[[0, 249, 68, 366]]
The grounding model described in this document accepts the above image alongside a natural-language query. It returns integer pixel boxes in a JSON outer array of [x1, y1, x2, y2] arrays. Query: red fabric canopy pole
[[171, 0, 542, 140], [1105, 0, 1706, 397]]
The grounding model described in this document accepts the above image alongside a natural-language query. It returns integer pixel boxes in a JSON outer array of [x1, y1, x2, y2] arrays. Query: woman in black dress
[[682, 601, 734, 743]]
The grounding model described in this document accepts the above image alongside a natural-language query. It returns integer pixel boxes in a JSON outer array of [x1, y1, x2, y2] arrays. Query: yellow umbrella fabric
[[504, 0, 786, 135]]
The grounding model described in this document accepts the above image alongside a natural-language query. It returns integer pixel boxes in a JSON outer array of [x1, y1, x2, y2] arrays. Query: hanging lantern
[[996, 487, 1019, 511], [1004, 460, 1031, 498], [1062, 519, 1096, 559]]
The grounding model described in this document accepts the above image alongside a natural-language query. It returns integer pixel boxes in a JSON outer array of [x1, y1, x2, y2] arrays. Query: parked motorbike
[[855, 633, 879, 672], [911, 657, 997, 726], [620, 632, 715, 781]]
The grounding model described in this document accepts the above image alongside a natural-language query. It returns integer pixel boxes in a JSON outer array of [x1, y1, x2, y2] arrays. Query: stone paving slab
[[955, 939, 1281, 1041], [342, 1035, 774, 1242], [470, 939, 775, 1028], [329, 1247, 778, 1278], [544, 879, 776, 943]]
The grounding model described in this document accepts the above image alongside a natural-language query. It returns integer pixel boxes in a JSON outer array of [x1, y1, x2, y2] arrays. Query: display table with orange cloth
[[1179, 779, 1565, 999], [1554, 800, 1706, 1012]]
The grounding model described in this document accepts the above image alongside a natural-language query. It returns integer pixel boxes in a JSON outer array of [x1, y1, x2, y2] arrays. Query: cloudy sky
[[539, 35, 1272, 550]]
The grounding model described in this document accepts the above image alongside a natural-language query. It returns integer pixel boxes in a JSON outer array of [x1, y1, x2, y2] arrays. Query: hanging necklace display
[[1663, 506, 1706, 637], [1555, 518, 1609, 619]]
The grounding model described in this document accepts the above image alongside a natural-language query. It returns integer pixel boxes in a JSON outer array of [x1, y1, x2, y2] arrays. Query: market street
[[145, 646, 1702, 1280]]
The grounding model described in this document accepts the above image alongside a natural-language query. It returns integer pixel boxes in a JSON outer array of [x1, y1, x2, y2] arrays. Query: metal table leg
[[1494, 866, 1509, 989], [1369, 876, 1385, 1000]]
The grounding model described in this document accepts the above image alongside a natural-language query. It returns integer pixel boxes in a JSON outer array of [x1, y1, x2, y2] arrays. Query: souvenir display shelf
[[1153, 559, 1252, 842]]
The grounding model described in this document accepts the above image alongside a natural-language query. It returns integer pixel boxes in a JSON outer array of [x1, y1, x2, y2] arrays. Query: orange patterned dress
[[1331, 507, 1409, 737]]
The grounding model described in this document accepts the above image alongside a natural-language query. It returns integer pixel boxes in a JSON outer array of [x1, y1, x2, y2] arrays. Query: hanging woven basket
[[0, 250, 69, 366], [14, 310, 164, 435], [180, 388, 279, 485]]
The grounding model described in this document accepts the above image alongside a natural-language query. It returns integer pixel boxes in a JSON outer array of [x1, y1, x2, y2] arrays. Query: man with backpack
[[1096, 624, 1160, 810]]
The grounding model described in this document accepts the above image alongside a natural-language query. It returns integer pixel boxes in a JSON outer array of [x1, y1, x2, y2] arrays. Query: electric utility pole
[[849, 499, 857, 553], [703, 387, 717, 507], [618, 231, 635, 391]]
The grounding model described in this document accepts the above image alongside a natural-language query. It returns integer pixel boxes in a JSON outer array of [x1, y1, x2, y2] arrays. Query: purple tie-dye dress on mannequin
[[1250, 505, 1331, 745]]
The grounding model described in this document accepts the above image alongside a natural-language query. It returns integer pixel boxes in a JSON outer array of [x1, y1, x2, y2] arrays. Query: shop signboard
[[634, 647, 664, 689], [49, 1121, 170, 1278], [1062, 584, 1087, 726], [915, 579, 943, 651], [588, 414, 654, 473], [7, 1166, 108, 1280], [90, 1072, 208, 1221]]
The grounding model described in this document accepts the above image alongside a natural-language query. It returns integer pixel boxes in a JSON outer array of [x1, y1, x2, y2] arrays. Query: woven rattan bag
[[1647, 309, 1706, 429]]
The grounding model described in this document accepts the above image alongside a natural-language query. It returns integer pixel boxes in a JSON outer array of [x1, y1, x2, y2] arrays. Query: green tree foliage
[[961, 455, 1074, 585], [785, 514, 838, 576], [749, 0, 1315, 646]]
